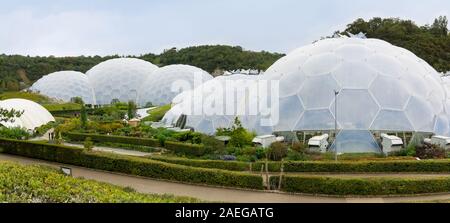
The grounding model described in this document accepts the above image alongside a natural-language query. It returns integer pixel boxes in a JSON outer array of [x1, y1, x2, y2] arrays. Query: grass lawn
[[142, 104, 172, 122], [0, 91, 82, 111], [0, 91, 51, 103], [0, 161, 199, 203]]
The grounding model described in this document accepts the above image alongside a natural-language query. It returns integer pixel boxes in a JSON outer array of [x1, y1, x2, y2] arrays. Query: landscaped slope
[[0, 161, 198, 203]]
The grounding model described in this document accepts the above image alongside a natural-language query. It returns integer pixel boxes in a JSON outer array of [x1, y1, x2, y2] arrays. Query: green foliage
[[154, 45, 284, 73], [0, 46, 283, 89], [70, 96, 84, 105], [0, 127, 30, 140], [165, 141, 206, 157], [0, 161, 198, 203], [0, 107, 23, 123], [64, 132, 161, 147], [0, 138, 263, 189], [173, 131, 202, 144], [149, 156, 250, 171], [83, 137, 94, 151], [142, 104, 171, 122], [80, 104, 88, 129], [267, 142, 288, 161], [216, 117, 255, 148], [266, 160, 450, 173], [0, 91, 51, 103], [340, 16, 450, 72], [271, 175, 450, 195], [127, 101, 137, 120]]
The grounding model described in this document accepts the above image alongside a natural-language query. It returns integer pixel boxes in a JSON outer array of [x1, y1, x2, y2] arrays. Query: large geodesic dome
[[87, 58, 159, 105], [261, 37, 446, 152], [137, 65, 213, 106], [163, 74, 261, 134], [29, 71, 96, 104], [0, 99, 55, 130]]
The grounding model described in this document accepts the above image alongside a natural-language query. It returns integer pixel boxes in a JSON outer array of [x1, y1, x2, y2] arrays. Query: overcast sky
[[0, 0, 448, 56]]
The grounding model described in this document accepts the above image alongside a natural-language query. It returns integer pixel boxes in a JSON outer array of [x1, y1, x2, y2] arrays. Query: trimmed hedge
[[0, 138, 263, 190], [270, 175, 450, 195], [280, 160, 450, 173], [64, 132, 207, 156], [164, 141, 206, 156], [64, 132, 161, 148], [149, 156, 251, 171]]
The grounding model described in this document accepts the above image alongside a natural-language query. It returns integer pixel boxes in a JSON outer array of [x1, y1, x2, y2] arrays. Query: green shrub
[[0, 127, 30, 140], [64, 132, 160, 147], [149, 156, 250, 171], [0, 138, 263, 190], [280, 160, 450, 172], [267, 142, 288, 161], [271, 175, 450, 195], [216, 117, 255, 148], [165, 141, 206, 157], [83, 137, 94, 151]]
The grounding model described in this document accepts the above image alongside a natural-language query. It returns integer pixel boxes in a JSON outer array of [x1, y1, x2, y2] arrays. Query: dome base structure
[[329, 130, 382, 154]]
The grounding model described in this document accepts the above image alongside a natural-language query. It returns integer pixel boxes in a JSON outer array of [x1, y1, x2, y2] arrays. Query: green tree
[[80, 104, 87, 129], [127, 101, 137, 120]]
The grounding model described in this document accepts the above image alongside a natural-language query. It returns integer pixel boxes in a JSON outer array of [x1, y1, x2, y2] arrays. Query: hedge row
[[279, 160, 450, 173], [164, 141, 206, 156], [149, 156, 251, 171], [270, 175, 450, 195], [64, 132, 161, 148], [0, 138, 263, 190], [64, 132, 207, 156]]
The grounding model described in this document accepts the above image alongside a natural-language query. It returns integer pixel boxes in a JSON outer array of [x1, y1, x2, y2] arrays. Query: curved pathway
[[0, 153, 449, 203]]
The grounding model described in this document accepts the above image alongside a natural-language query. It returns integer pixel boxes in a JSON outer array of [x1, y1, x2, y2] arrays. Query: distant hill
[[0, 46, 284, 91]]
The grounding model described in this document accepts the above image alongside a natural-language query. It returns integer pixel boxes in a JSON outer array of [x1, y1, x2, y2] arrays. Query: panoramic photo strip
[[0, 0, 449, 221]]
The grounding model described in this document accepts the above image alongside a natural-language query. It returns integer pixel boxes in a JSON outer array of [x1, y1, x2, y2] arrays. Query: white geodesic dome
[[87, 58, 159, 105], [0, 99, 55, 130], [263, 38, 445, 133], [259, 37, 446, 152], [163, 74, 261, 134], [137, 65, 213, 106], [29, 71, 96, 104]]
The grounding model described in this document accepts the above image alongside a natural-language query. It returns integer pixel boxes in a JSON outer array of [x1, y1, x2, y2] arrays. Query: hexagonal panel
[[274, 95, 304, 131], [332, 62, 377, 89], [370, 110, 414, 131], [366, 54, 405, 78], [434, 114, 450, 136], [301, 53, 341, 76], [405, 96, 435, 132], [294, 109, 336, 130], [369, 75, 410, 110], [334, 44, 372, 62], [298, 74, 340, 109], [278, 70, 306, 97], [331, 89, 379, 130], [330, 130, 381, 153]]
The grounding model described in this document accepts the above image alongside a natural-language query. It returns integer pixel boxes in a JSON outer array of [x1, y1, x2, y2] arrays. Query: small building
[[308, 134, 329, 152], [430, 135, 450, 150], [128, 118, 141, 127], [381, 134, 403, 154], [252, 135, 284, 148]]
